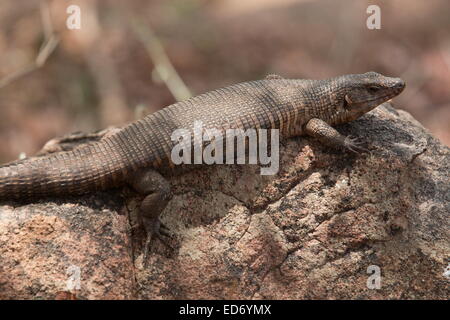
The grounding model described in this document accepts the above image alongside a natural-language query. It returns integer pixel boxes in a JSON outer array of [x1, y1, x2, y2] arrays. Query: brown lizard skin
[[0, 72, 405, 200], [0, 72, 405, 256]]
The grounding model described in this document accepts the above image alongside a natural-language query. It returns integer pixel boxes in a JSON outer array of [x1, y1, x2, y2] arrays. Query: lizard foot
[[142, 217, 174, 265], [344, 135, 369, 154], [36, 127, 122, 155]]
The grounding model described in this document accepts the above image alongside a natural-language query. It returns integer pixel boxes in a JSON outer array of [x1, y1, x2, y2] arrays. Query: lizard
[[0, 71, 405, 257]]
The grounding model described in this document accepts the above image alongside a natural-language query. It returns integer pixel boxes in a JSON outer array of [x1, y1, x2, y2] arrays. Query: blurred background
[[0, 0, 449, 163]]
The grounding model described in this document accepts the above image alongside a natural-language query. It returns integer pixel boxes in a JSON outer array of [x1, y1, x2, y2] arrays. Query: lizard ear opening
[[343, 94, 352, 109]]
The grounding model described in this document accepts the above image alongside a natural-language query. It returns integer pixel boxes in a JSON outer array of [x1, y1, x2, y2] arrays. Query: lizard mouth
[[343, 93, 397, 111]]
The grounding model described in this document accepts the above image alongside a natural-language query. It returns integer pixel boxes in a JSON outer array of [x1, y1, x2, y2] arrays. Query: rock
[[0, 193, 134, 299], [0, 103, 448, 299]]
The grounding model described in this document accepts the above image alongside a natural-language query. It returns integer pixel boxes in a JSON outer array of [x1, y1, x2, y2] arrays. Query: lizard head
[[335, 71, 405, 122]]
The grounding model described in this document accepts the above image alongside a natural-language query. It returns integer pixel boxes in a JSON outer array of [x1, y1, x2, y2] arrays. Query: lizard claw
[[344, 135, 369, 154]]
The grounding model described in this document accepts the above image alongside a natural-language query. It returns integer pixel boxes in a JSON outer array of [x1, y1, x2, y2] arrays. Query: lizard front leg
[[304, 118, 368, 153], [127, 168, 173, 262]]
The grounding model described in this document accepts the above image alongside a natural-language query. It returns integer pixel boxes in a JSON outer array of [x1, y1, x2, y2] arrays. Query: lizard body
[[0, 72, 405, 252]]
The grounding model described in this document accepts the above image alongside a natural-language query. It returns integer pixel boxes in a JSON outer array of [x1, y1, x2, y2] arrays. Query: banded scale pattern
[[0, 73, 405, 200]]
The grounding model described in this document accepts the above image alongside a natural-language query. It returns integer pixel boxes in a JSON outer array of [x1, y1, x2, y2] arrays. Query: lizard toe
[[142, 217, 175, 266], [344, 135, 369, 153]]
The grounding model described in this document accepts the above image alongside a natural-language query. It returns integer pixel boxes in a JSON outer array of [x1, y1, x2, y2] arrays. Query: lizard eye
[[368, 86, 380, 93]]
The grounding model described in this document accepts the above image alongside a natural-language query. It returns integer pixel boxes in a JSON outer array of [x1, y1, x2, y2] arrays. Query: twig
[[0, 0, 59, 89], [129, 18, 192, 101]]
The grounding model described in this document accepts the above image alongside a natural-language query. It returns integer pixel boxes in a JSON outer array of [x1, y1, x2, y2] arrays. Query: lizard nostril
[[395, 79, 405, 90]]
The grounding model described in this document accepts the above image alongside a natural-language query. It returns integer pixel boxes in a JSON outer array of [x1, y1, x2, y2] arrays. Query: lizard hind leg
[[127, 167, 173, 263], [36, 127, 121, 156]]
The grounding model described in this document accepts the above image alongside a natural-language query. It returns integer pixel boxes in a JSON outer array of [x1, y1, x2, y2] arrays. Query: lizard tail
[[0, 142, 127, 201]]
